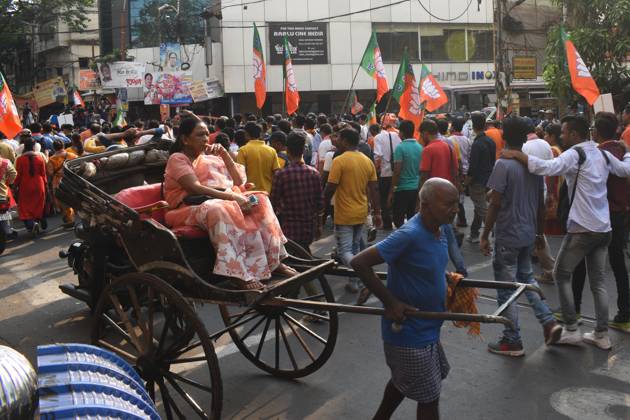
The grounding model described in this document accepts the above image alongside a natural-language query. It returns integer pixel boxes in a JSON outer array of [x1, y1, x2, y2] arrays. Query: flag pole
[[382, 90, 394, 117], [340, 64, 363, 118], [282, 74, 286, 117]]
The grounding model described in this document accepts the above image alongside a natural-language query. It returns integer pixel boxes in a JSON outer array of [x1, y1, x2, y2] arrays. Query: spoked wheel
[[91, 272, 222, 419], [218, 241, 338, 379]]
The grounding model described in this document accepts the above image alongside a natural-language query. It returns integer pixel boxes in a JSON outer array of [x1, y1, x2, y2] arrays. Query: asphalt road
[[1, 208, 630, 420]]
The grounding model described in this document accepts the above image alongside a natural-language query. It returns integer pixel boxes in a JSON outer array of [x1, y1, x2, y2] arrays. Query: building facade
[[221, 0, 497, 115]]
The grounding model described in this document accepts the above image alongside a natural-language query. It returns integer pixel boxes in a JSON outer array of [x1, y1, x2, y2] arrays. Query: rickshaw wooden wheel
[[218, 240, 338, 379], [91, 272, 222, 419]]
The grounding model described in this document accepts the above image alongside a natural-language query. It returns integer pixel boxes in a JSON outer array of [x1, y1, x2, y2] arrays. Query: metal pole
[[340, 64, 363, 117], [282, 74, 286, 117]]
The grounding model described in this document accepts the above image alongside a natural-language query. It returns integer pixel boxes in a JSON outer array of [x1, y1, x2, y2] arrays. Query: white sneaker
[[582, 330, 612, 350], [554, 328, 582, 346]]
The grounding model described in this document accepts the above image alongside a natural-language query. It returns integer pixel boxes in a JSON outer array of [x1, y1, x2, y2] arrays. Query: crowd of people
[[4, 103, 630, 419]]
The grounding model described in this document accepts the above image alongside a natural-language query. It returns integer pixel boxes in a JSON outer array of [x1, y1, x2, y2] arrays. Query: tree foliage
[[132, 0, 206, 48], [0, 0, 94, 77], [543, 0, 630, 106]]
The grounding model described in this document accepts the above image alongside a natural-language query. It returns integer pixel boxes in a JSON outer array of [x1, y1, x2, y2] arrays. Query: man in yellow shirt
[[325, 127, 382, 293], [236, 122, 280, 193]]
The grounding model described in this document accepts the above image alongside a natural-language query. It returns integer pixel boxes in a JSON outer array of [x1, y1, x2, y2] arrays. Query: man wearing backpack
[[502, 115, 630, 350], [569, 113, 630, 332]]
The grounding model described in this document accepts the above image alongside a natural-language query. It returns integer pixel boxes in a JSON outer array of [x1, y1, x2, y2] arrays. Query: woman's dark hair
[[71, 133, 84, 155], [171, 117, 204, 154], [52, 139, 64, 151], [214, 132, 230, 151], [21, 137, 36, 176]]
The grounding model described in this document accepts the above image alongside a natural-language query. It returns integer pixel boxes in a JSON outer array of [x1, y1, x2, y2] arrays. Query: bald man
[[351, 178, 459, 420]]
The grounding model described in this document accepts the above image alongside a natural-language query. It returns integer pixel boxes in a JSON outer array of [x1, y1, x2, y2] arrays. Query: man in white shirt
[[522, 121, 555, 283], [358, 114, 369, 143], [503, 115, 630, 351], [316, 124, 333, 173], [373, 115, 401, 230]]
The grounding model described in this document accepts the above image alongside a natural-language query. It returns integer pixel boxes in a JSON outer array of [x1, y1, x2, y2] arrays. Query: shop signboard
[[268, 22, 328, 65], [512, 56, 537, 80]]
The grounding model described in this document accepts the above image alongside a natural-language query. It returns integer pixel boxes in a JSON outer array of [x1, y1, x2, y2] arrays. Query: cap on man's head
[[19, 129, 32, 137]]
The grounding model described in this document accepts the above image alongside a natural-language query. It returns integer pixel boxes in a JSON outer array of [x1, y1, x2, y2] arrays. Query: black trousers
[[572, 211, 629, 315], [393, 189, 418, 228], [379, 176, 393, 229]]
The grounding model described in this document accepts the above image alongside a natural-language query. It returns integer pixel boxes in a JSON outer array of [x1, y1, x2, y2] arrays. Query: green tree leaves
[[543, 0, 630, 105]]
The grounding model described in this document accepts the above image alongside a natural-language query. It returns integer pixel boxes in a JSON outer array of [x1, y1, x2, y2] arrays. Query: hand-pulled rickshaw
[[56, 140, 543, 419]]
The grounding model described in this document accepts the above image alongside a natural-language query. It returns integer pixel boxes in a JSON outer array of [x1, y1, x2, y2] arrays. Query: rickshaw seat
[[115, 183, 207, 239]]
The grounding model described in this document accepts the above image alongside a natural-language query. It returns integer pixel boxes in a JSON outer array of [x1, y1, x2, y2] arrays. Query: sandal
[[230, 278, 265, 290]]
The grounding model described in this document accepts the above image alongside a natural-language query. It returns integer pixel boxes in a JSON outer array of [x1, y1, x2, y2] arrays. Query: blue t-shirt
[[376, 214, 448, 348], [486, 158, 543, 248]]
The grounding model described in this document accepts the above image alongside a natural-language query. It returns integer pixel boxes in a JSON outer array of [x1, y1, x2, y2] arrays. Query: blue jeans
[[493, 243, 554, 344], [444, 224, 467, 276], [335, 224, 366, 267]]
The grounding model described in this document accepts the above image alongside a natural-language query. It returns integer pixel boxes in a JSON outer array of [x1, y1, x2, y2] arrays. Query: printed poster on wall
[[144, 71, 192, 105], [98, 62, 146, 89], [160, 43, 182, 73], [33, 77, 67, 107], [268, 22, 328, 65], [189, 80, 210, 102], [79, 70, 101, 90]]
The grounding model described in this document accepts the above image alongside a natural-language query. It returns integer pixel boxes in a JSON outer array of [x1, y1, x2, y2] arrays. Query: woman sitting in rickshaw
[[163, 116, 296, 290]]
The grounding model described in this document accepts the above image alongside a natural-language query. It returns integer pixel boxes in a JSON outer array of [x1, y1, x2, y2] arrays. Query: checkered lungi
[[384, 342, 450, 403]]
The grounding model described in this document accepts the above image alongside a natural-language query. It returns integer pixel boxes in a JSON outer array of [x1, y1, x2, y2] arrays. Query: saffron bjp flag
[[360, 32, 389, 103], [72, 90, 85, 108], [562, 28, 600, 106], [419, 64, 448, 112], [350, 91, 363, 115], [0, 73, 23, 139], [283, 36, 300, 115], [368, 102, 377, 125], [253, 23, 267, 109], [393, 50, 422, 133]]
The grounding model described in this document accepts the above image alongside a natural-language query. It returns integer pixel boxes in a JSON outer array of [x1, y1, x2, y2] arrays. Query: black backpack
[[556, 146, 610, 227]]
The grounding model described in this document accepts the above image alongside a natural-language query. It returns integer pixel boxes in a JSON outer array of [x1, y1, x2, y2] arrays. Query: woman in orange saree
[[163, 116, 296, 289]]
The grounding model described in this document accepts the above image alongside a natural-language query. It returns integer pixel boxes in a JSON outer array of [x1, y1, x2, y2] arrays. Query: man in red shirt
[[419, 119, 459, 188], [207, 117, 227, 145]]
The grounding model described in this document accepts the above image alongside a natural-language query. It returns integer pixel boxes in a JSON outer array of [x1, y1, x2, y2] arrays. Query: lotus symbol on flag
[[286, 65, 297, 92], [575, 53, 592, 78], [422, 78, 441, 99], [410, 86, 421, 115], [253, 55, 263, 79], [375, 50, 387, 79]]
